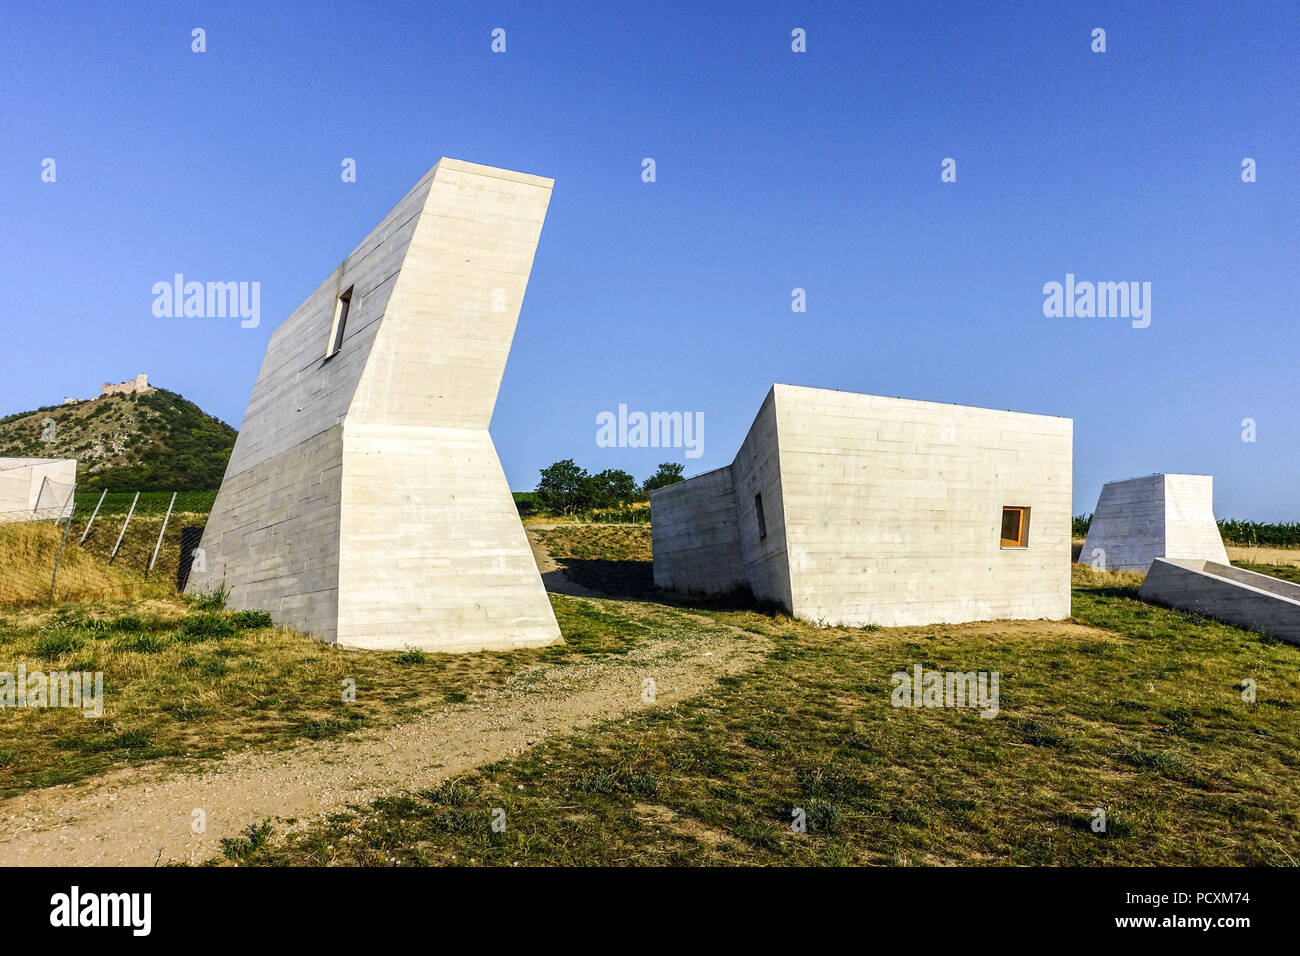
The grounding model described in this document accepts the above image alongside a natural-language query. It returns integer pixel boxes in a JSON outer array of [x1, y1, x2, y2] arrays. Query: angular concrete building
[[187, 159, 562, 652], [651, 385, 1073, 627], [1079, 473, 1228, 572], [0, 458, 76, 524]]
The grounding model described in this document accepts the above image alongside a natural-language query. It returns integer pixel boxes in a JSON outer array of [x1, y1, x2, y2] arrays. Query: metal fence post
[[148, 491, 177, 573], [49, 514, 74, 602], [80, 488, 108, 544], [109, 491, 139, 563], [33, 475, 48, 517]]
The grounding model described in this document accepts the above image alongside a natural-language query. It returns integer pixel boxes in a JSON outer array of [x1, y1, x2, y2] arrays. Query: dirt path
[[0, 541, 767, 866], [525, 526, 603, 598]]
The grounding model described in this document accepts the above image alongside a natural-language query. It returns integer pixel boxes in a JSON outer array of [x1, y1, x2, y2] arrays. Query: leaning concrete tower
[[187, 159, 562, 652]]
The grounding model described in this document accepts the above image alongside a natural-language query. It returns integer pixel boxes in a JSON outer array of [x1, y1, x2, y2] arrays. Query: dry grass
[[1070, 563, 1146, 591], [237, 554, 1300, 867], [1226, 544, 1300, 567], [0, 521, 174, 606]]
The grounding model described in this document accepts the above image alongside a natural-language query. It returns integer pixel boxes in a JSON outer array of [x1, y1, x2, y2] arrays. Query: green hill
[[0, 387, 237, 491]]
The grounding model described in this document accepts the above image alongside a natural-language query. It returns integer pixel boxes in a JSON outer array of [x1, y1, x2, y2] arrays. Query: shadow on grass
[[549, 556, 786, 616]]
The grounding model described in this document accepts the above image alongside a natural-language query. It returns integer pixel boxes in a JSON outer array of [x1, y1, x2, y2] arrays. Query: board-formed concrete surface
[[1140, 558, 1300, 645], [1080, 473, 1228, 572], [0, 458, 76, 524], [187, 159, 562, 652], [652, 385, 1073, 627]]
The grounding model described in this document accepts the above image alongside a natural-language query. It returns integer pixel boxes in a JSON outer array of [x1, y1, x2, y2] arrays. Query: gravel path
[[0, 539, 767, 866]]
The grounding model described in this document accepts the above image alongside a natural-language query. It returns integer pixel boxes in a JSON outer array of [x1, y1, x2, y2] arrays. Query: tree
[[642, 461, 685, 495], [585, 468, 638, 509], [536, 459, 590, 514]]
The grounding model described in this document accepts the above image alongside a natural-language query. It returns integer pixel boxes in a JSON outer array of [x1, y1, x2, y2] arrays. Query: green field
[[206, 536, 1297, 867], [3, 521, 1300, 866]]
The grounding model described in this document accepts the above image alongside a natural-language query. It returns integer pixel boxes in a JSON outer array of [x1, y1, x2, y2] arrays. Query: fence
[[0, 489, 215, 607]]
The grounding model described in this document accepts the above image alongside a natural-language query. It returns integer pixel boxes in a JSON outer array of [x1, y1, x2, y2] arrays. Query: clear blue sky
[[3, 1, 1296, 519]]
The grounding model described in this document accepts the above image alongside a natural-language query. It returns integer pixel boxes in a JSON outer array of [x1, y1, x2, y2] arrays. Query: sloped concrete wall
[[1140, 558, 1300, 645], [730, 388, 793, 609], [775, 386, 1072, 627], [1079, 474, 1166, 571], [1080, 473, 1227, 572], [1164, 475, 1230, 563], [650, 466, 746, 595], [337, 161, 560, 652], [185, 167, 433, 636]]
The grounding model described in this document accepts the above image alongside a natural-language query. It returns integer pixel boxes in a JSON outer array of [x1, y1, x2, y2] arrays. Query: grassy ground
[[7, 520, 1300, 864], [221, 537, 1300, 867], [0, 521, 177, 606], [0, 590, 664, 799]]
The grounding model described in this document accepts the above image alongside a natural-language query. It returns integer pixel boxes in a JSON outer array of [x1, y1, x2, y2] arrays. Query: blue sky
[[2, 1, 1296, 518]]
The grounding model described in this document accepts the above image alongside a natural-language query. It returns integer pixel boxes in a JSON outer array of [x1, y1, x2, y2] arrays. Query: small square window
[[327, 286, 353, 358], [1000, 506, 1029, 548], [755, 493, 767, 539]]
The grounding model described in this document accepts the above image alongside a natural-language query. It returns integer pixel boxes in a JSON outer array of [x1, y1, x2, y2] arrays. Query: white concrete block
[[652, 385, 1072, 627], [1080, 473, 1228, 572]]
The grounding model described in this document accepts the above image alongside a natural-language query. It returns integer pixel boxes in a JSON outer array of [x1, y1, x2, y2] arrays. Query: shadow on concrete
[[543, 556, 786, 616]]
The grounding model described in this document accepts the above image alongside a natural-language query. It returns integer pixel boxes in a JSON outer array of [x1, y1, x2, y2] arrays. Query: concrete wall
[[1079, 474, 1165, 571], [0, 458, 77, 524], [189, 159, 561, 653], [775, 385, 1072, 627], [1140, 558, 1300, 645], [1164, 475, 1230, 563], [650, 466, 746, 595], [651, 385, 1072, 628], [1080, 473, 1227, 571], [730, 389, 793, 609], [650, 389, 793, 607]]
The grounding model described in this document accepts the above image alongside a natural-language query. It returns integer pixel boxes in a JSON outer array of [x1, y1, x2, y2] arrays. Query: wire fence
[[0, 489, 214, 608]]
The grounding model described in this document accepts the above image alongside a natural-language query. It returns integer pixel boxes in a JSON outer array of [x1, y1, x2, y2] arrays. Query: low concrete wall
[[651, 466, 746, 595], [1139, 558, 1300, 645]]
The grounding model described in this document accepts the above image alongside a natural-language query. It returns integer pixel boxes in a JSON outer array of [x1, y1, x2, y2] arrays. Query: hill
[[0, 387, 237, 491]]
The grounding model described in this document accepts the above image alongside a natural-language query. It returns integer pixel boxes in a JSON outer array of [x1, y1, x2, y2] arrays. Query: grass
[[221, 536, 1300, 867], [0, 580, 685, 798], [1236, 562, 1300, 585], [0, 520, 177, 606], [7, 519, 1300, 865], [531, 523, 655, 597]]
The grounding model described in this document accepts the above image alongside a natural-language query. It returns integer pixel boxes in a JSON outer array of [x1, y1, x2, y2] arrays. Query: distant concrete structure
[[651, 385, 1073, 627], [101, 374, 153, 397], [0, 458, 77, 524], [187, 158, 562, 653], [1079, 474, 1228, 572], [1141, 558, 1300, 645]]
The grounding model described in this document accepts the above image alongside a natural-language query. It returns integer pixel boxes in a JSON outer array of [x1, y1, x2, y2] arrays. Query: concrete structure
[[651, 385, 1073, 627], [0, 458, 77, 524], [1080, 473, 1228, 572], [186, 158, 562, 652], [1140, 558, 1300, 645], [101, 374, 153, 397]]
